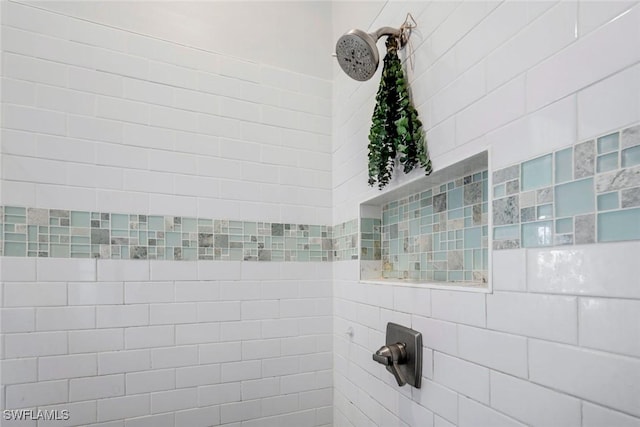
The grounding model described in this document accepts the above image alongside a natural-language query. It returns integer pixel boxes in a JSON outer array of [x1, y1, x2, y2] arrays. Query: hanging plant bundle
[[367, 36, 432, 189]]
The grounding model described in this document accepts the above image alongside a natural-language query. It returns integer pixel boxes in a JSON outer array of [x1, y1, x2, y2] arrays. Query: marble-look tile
[[554, 234, 573, 245], [27, 208, 49, 225], [214, 234, 228, 248], [575, 214, 595, 245], [419, 234, 433, 252], [199, 233, 213, 247], [595, 165, 640, 193], [537, 187, 554, 204], [493, 165, 520, 185], [621, 187, 640, 208], [493, 196, 519, 226], [433, 193, 447, 213], [271, 223, 284, 236], [506, 180, 519, 195], [493, 239, 520, 250], [574, 140, 595, 179], [621, 124, 640, 148], [447, 250, 463, 270], [473, 205, 482, 225], [131, 246, 147, 259], [520, 207, 536, 223], [520, 191, 536, 208], [464, 182, 483, 205], [91, 229, 109, 244]]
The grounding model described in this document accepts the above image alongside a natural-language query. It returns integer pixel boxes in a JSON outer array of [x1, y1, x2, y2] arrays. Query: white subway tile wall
[[333, 1, 640, 427]]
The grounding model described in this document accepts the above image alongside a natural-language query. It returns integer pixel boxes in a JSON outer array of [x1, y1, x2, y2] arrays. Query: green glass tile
[[493, 225, 519, 240], [555, 178, 594, 217], [597, 132, 619, 154], [473, 249, 482, 269], [148, 216, 165, 231], [555, 148, 573, 184], [522, 154, 552, 191], [182, 218, 197, 232], [5, 233, 26, 242], [409, 219, 419, 236], [448, 187, 463, 210], [537, 204, 553, 220], [482, 180, 488, 202], [49, 218, 58, 226], [4, 224, 13, 232], [449, 271, 463, 281], [297, 251, 310, 261], [464, 217, 473, 227], [447, 231, 454, 240], [439, 185, 447, 193], [5, 215, 26, 224], [50, 244, 69, 258], [464, 227, 482, 248], [597, 192, 619, 211], [555, 218, 573, 234], [4, 242, 26, 256], [598, 208, 640, 242], [28, 243, 37, 251], [597, 152, 618, 173], [434, 251, 447, 261], [482, 202, 488, 213], [28, 226, 38, 241], [521, 221, 553, 247], [494, 184, 505, 198], [5, 207, 25, 215], [447, 242, 455, 250], [70, 211, 90, 227], [464, 250, 472, 269], [112, 230, 128, 237], [71, 236, 90, 244], [71, 244, 90, 253], [71, 253, 90, 258], [50, 226, 69, 235], [482, 248, 488, 269], [448, 182, 455, 190], [111, 214, 129, 229], [448, 208, 463, 220], [482, 225, 488, 237], [622, 145, 640, 167]]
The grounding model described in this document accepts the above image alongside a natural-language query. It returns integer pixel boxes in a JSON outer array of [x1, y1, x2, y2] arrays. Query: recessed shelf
[[359, 150, 491, 292]]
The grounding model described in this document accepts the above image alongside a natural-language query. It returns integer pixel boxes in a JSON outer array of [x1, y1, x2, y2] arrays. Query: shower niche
[[359, 151, 491, 292]]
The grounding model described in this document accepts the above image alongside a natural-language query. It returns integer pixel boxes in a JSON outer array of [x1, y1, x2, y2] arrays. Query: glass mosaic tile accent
[[360, 218, 381, 261], [493, 123, 640, 249], [333, 219, 358, 261], [1, 207, 334, 262], [380, 170, 489, 283]]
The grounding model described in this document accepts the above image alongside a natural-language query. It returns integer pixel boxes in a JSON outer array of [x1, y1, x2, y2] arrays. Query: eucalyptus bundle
[[367, 37, 432, 189]]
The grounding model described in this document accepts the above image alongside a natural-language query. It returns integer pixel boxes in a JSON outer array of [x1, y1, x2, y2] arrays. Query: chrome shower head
[[335, 27, 402, 81]]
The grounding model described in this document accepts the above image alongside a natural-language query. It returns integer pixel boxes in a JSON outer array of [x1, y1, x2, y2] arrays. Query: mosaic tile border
[[0, 207, 336, 262], [378, 170, 490, 283], [492, 124, 640, 250]]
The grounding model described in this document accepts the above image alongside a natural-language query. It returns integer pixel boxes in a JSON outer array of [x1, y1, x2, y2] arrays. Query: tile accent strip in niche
[[0, 207, 336, 262], [492, 123, 640, 250]]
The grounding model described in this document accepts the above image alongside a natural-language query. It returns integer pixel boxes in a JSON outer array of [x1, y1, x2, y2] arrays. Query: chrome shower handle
[[373, 342, 407, 386]]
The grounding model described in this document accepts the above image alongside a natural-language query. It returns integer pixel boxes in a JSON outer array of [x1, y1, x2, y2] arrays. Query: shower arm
[[373, 26, 407, 48]]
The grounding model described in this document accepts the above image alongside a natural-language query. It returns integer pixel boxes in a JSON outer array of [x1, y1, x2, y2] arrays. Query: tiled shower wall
[[332, 2, 640, 427], [1, 1, 333, 426]]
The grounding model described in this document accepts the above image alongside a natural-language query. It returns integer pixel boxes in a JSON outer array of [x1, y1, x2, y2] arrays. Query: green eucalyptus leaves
[[367, 36, 432, 190]]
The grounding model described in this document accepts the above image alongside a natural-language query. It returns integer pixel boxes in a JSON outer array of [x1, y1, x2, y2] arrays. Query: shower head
[[335, 26, 402, 81]]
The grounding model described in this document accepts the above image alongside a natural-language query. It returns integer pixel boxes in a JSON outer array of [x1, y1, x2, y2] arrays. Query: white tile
[[38, 401, 97, 427], [70, 328, 124, 354], [125, 282, 174, 304], [97, 305, 148, 328], [219, 97, 260, 122], [6, 380, 68, 408], [2, 181, 37, 207], [241, 300, 280, 320], [97, 395, 150, 422], [527, 242, 640, 298], [579, 297, 640, 357], [299, 388, 332, 410], [1, 358, 37, 384], [221, 360, 262, 382], [456, 75, 526, 145], [149, 194, 197, 217], [69, 374, 124, 401], [125, 325, 175, 349], [527, 5, 640, 111], [577, 63, 640, 140], [175, 322, 220, 345], [281, 336, 317, 357], [124, 414, 174, 427], [578, 1, 638, 36], [199, 341, 242, 364], [458, 326, 527, 377], [411, 378, 458, 424], [582, 401, 640, 427], [491, 249, 526, 291], [148, 60, 197, 89], [1, 129, 37, 157], [220, 400, 262, 424], [67, 282, 122, 305], [175, 364, 220, 388], [96, 140, 148, 169], [96, 189, 149, 214], [411, 315, 458, 356], [36, 306, 95, 330], [261, 394, 299, 417], [173, 87, 219, 115], [36, 85, 95, 116], [37, 257, 96, 282], [68, 115, 123, 144], [94, 48, 147, 80], [431, 290, 486, 327], [0, 258, 36, 282], [220, 320, 262, 341], [150, 261, 197, 281], [3, 282, 66, 307], [433, 352, 490, 404], [151, 388, 197, 414], [69, 66, 122, 96], [220, 281, 263, 300], [241, 377, 280, 400], [458, 396, 525, 427], [529, 339, 640, 417], [197, 302, 241, 322], [66, 163, 123, 190], [99, 349, 150, 375], [2, 1, 69, 39], [124, 77, 172, 106], [123, 122, 174, 151], [151, 345, 198, 369], [262, 356, 300, 377], [198, 382, 241, 406], [96, 96, 149, 125], [490, 371, 581, 427], [435, 415, 456, 427], [126, 369, 175, 394], [3, 104, 66, 136], [486, 2, 577, 91], [149, 150, 199, 175], [486, 292, 578, 344], [4, 331, 67, 358], [3, 53, 67, 87], [174, 406, 220, 427], [198, 261, 243, 280], [3, 154, 67, 185], [149, 105, 198, 132], [174, 281, 220, 302], [431, 61, 486, 126], [123, 169, 174, 194]]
